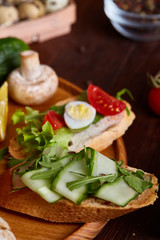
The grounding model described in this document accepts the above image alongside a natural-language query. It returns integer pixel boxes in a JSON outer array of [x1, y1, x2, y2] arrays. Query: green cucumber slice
[[86, 148, 118, 191], [88, 148, 118, 177], [21, 168, 62, 203], [94, 176, 138, 207], [52, 154, 88, 204]]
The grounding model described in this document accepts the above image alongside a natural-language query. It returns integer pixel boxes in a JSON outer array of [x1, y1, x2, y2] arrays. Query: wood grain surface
[[1, 0, 160, 237], [0, 78, 127, 240], [28, 1, 160, 239]]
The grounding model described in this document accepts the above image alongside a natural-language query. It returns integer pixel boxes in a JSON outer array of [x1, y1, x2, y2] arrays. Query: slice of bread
[[2, 96, 157, 223], [57, 97, 135, 152], [0, 166, 158, 223], [8, 98, 135, 158]]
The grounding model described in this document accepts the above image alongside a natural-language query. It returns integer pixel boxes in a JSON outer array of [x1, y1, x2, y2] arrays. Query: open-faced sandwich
[[0, 84, 158, 223], [10, 84, 135, 155]]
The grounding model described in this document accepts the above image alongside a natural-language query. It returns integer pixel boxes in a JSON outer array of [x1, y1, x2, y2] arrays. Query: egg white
[[64, 101, 96, 129]]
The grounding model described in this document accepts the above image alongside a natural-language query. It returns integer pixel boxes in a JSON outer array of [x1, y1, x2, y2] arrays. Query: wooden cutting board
[[0, 78, 127, 240]]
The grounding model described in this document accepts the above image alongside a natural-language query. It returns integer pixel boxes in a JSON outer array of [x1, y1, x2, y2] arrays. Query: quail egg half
[[64, 101, 96, 130]]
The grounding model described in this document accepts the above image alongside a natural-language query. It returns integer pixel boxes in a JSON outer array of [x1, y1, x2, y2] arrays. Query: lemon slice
[[0, 82, 8, 141]]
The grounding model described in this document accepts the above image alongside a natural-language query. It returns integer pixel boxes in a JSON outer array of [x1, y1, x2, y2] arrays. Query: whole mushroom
[[18, 0, 46, 20], [0, 5, 19, 27], [7, 50, 59, 105], [3, 0, 25, 4]]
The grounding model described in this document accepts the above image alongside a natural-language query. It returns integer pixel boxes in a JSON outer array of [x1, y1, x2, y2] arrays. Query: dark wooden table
[[31, 0, 160, 239]]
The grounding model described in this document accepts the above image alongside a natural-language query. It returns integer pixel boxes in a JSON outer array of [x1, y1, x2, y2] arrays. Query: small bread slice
[[0, 166, 158, 223], [56, 97, 135, 152], [8, 98, 135, 158]]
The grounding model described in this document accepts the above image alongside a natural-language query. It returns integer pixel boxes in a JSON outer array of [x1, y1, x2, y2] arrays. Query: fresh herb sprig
[[116, 88, 134, 115], [0, 147, 8, 162]]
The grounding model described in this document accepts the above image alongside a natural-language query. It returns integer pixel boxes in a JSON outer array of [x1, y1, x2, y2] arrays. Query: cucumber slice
[[88, 148, 118, 177], [21, 168, 62, 203], [86, 148, 118, 191], [94, 176, 138, 207], [52, 154, 88, 204]]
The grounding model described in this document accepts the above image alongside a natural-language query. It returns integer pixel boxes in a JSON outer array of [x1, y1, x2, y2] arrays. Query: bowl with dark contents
[[104, 0, 160, 42]]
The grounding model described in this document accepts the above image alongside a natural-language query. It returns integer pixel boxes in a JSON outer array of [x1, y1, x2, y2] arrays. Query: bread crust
[[0, 167, 158, 223]]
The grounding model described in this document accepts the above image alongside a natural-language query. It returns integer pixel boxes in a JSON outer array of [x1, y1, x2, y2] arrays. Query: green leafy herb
[[12, 105, 65, 125], [50, 127, 72, 149], [116, 88, 134, 101], [12, 107, 45, 129], [93, 113, 103, 124], [0, 147, 8, 161], [124, 175, 153, 193], [49, 105, 65, 116], [116, 160, 123, 166], [7, 158, 25, 168], [7, 152, 38, 169], [116, 88, 134, 115], [67, 174, 116, 191], [42, 121, 54, 140], [31, 167, 62, 180], [78, 90, 88, 102], [12, 109, 25, 124], [117, 165, 132, 176], [39, 160, 62, 169], [135, 169, 144, 180], [13, 158, 36, 177]]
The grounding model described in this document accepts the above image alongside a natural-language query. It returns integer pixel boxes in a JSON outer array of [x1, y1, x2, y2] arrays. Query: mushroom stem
[[20, 50, 41, 81]]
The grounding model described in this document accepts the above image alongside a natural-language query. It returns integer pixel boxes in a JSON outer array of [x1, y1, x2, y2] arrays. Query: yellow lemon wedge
[[0, 82, 8, 141]]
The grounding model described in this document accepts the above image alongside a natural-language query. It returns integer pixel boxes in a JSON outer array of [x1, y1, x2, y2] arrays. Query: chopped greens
[[50, 128, 72, 149], [66, 174, 116, 191], [49, 105, 65, 116], [31, 167, 62, 180], [124, 174, 153, 193], [12, 105, 65, 125], [0, 147, 8, 162], [11, 105, 72, 153]]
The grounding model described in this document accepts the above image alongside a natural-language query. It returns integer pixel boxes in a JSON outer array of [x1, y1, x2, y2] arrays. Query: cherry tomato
[[43, 111, 66, 130], [87, 84, 126, 116], [148, 87, 160, 115]]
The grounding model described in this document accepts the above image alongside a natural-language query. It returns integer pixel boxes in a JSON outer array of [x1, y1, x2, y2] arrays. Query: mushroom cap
[[0, 217, 16, 240], [7, 65, 58, 105], [45, 0, 68, 12], [18, 0, 46, 20], [0, 5, 19, 26]]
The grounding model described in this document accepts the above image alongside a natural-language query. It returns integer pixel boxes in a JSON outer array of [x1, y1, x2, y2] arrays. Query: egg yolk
[[67, 104, 93, 120]]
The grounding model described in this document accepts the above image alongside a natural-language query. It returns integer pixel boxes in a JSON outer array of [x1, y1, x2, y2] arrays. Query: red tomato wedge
[[87, 84, 126, 116], [43, 111, 66, 130]]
